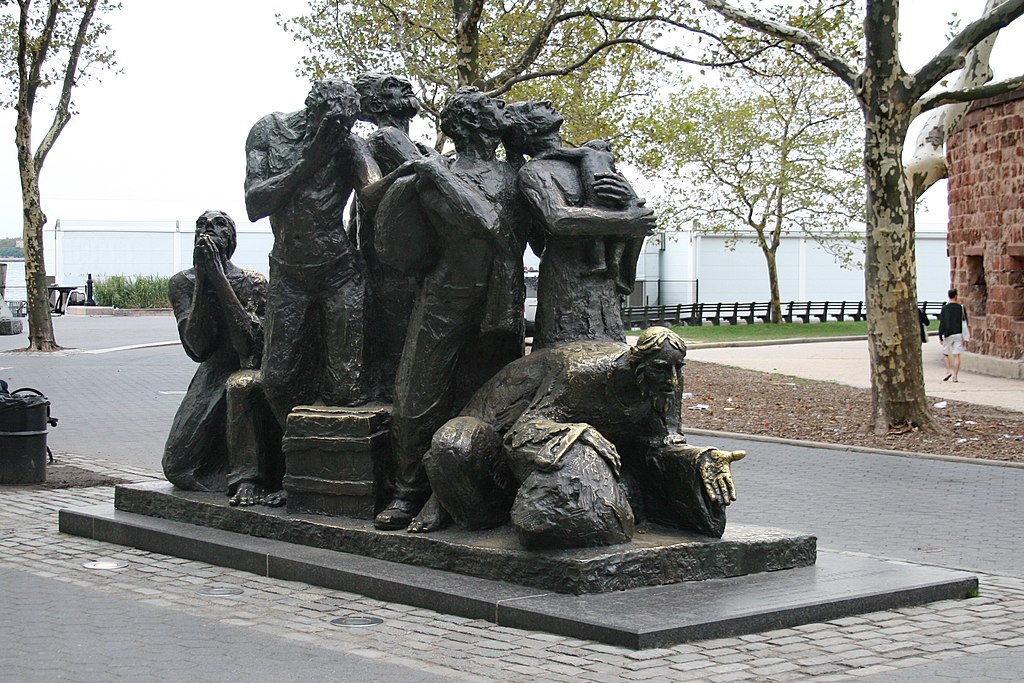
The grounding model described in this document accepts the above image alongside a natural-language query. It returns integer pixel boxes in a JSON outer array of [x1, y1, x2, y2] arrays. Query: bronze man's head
[[502, 100, 563, 156], [354, 73, 420, 125], [194, 210, 237, 259], [629, 326, 687, 413], [305, 78, 360, 129], [440, 86, 512, 144]]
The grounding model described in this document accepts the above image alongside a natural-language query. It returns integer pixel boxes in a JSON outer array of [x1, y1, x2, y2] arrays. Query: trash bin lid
[[0, 392, 49, 413]]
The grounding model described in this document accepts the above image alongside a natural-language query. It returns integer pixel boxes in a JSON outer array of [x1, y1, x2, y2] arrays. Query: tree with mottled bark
[[697, 0, 1024, 433], [0, 0, 118, 351], [905, 0, 1010, 199]]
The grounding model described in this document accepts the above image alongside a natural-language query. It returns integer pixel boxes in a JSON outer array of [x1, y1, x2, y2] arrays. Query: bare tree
[[1, 0, 118, 350], [699, 0, 1024, 432]]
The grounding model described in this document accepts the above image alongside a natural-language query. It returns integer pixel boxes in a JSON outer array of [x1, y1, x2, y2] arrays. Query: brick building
[[946, 90, 1024, 365]]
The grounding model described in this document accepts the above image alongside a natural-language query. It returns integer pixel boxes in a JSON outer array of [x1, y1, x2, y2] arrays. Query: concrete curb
[[66, 306, 173, 317], [686, 427, 1024, 470], [682, 335, 868, 349]]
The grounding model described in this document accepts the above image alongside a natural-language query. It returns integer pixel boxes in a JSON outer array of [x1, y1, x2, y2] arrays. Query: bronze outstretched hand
[[698, 449, 746, 505]]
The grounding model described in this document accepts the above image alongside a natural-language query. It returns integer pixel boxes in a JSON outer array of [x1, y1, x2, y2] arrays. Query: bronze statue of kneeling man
[[414, 327, 745, 549], [162, 210, 283, 506]]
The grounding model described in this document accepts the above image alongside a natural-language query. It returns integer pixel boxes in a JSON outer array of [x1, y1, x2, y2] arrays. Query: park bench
[[624, 299, 876, 328], [920, 301, 945, 322], [624, 303, 702, 328], [830, 301, 866, 322], [783, 301, 830, 323], [702, 302, 740, 325], [740, 302, 773, 324]]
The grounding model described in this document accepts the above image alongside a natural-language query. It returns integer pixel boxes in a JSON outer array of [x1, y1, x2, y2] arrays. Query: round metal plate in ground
[[82, 560, 129, 570], [198, 586, 244, 596], [330, 616, 384, 628]]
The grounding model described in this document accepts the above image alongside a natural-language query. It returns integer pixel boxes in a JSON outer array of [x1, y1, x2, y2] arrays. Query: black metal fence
[[623, 300, 948, 328]]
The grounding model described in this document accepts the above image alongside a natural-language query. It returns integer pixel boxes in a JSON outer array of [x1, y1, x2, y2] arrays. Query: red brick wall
[[946, 91, 1024, 360]]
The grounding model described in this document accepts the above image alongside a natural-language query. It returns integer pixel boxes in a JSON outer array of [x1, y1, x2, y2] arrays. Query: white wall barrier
[[633, 225, 951, 305], [41, 220, 951, 305], [43, 219, 275, 287]]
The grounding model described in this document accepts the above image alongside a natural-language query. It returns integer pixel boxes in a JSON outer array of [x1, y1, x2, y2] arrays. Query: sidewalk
[[688, 337, 1024, 413], [3, 317, 1024, 680]]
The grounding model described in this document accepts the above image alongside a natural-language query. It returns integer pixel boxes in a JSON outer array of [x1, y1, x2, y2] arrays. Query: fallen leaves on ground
[[683, 361, 1024, 462]]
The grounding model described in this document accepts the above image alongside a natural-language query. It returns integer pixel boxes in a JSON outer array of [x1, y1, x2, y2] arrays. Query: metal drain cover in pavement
[[330, 616, 384, 627], [198, 586, 244, 596], [83, 560, 129, 570]]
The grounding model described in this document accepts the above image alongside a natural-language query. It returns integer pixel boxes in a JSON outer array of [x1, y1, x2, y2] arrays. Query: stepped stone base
[[60, 496, 979, 649], [110, 481, 814, 594]]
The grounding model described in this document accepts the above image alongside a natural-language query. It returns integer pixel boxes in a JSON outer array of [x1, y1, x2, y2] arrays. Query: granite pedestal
[[60, 494, 979, 649], [107, 481, 816, 594]]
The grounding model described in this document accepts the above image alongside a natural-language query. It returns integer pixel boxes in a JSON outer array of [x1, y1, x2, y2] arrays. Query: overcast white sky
[[2, 0, 1023, 239]]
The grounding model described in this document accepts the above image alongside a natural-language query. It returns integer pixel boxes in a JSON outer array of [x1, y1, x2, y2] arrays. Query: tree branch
[[913, 75, 1024, 117], [379, 0, 453, 47], [23, 0, 62, 110], [910, 0, 1024, 100], [698, 0, 859, 89], [483, 1, 566, 91], [454, 0, 485, 86], [486, 35, 770, 97], [905, 2, 1006, 198], [35, 0, 99, 170]]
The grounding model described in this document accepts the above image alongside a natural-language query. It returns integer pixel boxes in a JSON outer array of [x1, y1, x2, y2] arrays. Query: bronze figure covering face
[[244, 77, 384, 420], [304, 77, 360, 128], [163, 211, 279, 500], [193, 209, 237, 261]]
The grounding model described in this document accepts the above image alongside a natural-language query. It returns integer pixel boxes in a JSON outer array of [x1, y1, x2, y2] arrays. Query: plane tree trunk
[[17, 149, 58, 352]]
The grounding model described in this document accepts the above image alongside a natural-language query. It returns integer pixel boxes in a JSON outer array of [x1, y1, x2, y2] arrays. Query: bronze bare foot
[[261, 489, 287, 507], [228, 482, 264, 507], [407, 494, 451, 533]]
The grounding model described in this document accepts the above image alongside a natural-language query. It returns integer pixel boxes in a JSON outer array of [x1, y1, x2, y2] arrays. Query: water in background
[[1, 259, 27, 308]]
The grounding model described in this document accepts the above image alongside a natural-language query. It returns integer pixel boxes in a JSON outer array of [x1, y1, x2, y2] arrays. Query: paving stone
[[3, 413, 1024, 681], [962, 643, 1006, 654], [750, 661, 800, 676], [707, 671, 754, 683], [669, 659, 716, 672]]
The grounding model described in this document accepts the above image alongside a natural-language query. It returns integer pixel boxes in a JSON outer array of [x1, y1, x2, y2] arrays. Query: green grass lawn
[[645, 320, 872, 343]]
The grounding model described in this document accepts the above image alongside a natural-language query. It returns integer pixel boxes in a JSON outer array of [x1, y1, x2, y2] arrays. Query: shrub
[[94, 275, 171, 309]]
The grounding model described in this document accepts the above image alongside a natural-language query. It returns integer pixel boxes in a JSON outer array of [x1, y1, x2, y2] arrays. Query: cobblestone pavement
[[3, 454, 1024, 681], [5, 318, 1024, 679]]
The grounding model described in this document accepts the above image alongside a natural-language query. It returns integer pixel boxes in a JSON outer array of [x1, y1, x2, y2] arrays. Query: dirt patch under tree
[[682, 361, 1024, 462]]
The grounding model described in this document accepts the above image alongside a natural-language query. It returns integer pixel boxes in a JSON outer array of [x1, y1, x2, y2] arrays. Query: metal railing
[[623, 300, 947, 328]]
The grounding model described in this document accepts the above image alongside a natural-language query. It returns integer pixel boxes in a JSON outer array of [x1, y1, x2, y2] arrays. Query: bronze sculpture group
[[163, 76, 745, 550]]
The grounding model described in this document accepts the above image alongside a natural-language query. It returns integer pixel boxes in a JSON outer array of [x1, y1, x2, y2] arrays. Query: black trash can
[[0, 389, 50, 484]]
